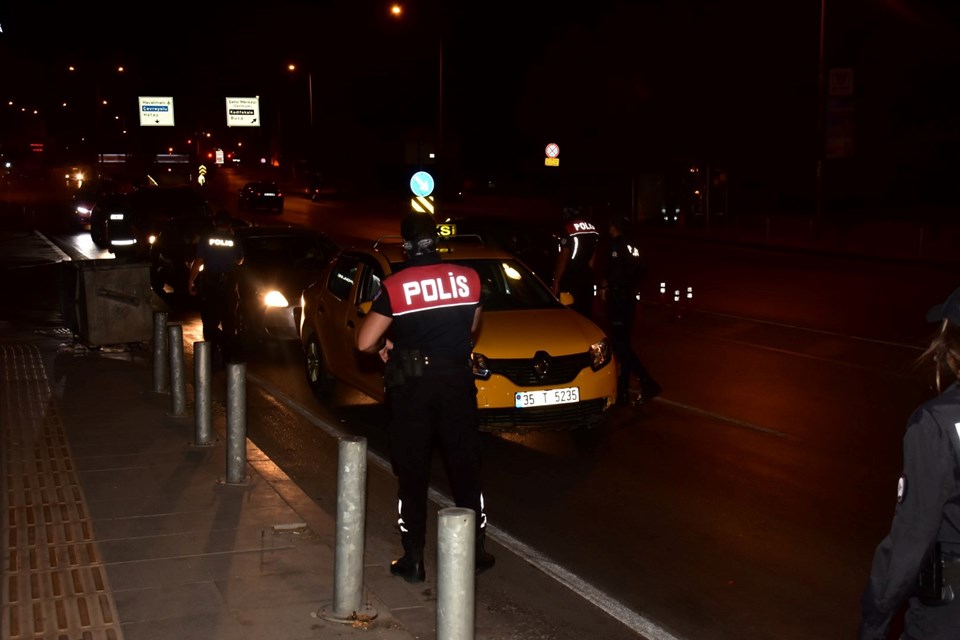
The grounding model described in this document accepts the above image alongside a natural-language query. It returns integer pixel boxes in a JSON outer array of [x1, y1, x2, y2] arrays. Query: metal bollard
[[437, 507, 476, 640], [225, 362, 247, 484], [152, 311, 169, 393], [166, 323, 188, 417], [331, 437, 376, 620], [193, 341, 213, 446]]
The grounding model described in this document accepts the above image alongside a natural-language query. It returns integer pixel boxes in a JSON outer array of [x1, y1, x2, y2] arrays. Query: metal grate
[[1, 344, 123, 640], [487, 352, 592, 387]]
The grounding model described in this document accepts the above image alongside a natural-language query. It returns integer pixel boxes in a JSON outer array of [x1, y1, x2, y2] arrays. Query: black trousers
[[386, 369, 485, 550], [607, 294, 654, 396], [199, 277, 239, 363]]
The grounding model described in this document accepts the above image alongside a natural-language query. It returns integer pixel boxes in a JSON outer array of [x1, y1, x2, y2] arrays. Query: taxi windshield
[[457, 258, 560, 312]]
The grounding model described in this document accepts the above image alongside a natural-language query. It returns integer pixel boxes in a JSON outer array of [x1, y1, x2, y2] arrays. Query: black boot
[[390, 547, 425, 583], [476, 532, 496, 575], [637, 379, 662, 405]]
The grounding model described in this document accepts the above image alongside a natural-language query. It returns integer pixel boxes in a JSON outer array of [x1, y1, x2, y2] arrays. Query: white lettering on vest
[[209, 238, 235, 247], [401, 273, 471, 306]]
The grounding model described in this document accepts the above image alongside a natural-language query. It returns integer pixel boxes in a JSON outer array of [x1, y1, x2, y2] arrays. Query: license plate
[[515, 387, 579, 408]]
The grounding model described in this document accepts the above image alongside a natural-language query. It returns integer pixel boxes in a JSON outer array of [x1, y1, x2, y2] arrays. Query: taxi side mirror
[[559, 292, 574, 307], [357, 300, 373, 316]]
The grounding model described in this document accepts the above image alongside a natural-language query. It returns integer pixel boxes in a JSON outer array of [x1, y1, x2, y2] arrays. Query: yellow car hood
[[475, 308, 606, 358]]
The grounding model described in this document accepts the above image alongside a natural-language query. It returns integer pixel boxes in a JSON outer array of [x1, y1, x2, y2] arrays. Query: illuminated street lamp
[[287, 63, 314, 129], [389, 3, 444, 172]]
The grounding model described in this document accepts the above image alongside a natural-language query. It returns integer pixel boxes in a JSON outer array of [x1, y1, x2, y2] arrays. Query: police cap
[[401, 212, 437, 243], [927, 286, 960, 326]]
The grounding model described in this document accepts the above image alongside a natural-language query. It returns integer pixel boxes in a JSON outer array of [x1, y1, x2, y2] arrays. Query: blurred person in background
[[599, 214, 660, 406], [552, 203, 599, 319]]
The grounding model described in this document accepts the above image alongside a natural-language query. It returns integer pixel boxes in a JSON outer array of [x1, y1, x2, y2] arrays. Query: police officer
[[600, 214, 661, 406], [552, 203, 599, 319], [188, 210, 244, 367], [356, 211, 495, 583], [859, 286, 960, 639]]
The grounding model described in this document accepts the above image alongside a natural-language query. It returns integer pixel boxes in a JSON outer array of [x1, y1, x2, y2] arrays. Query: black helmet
[[608, 214, 632, 233], [561, 202, 583, 221], [400, 212, 437, 254], [214, 210, 233, 226]]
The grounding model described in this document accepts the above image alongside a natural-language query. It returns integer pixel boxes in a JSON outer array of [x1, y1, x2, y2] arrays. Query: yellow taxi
[[298, 233, 618, 432]]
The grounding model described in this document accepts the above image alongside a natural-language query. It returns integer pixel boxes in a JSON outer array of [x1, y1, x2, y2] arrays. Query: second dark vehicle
[[234, 225, 338, 346], [238, 181, 284, 212]]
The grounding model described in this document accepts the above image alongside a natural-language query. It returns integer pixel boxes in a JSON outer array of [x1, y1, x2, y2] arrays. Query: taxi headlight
[[263, 290, 289, 308], [588, 337, 612, 371], [471, 352, 491, 380]]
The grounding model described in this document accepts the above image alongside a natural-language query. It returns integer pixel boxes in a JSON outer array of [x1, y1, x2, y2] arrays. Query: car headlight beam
[[263, 290, 289, 308]]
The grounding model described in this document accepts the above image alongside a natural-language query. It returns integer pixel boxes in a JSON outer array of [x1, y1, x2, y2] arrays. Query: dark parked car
[[238, 181, 284, 212], [234, 225, 338, 346], [90, 186, 214, 257], [70, 177, 126, 229]]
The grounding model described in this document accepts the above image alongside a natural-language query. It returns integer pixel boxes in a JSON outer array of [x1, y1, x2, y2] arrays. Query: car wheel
[[91, 220, 109, 249], [304, 335, 335, 398]]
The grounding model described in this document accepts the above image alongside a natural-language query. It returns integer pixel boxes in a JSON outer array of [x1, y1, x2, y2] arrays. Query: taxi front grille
[[486, 352, 591, 386], [478, 398, 608, 432]]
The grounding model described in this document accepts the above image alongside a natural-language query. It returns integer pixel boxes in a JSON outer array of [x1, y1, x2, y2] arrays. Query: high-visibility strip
[[411, 195, 435, 214]]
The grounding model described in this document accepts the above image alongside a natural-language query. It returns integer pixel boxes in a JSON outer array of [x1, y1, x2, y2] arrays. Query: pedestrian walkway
[[0, 337, 419, 640]]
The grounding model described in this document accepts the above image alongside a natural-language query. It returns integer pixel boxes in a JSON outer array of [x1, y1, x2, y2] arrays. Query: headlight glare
[[263, 290, 289, 308]]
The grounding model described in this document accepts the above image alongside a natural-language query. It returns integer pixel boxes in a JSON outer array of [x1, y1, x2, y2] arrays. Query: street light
[[287, 63, 314, 129], [815, 0, 826, 221], [389, 4, 444, 175]]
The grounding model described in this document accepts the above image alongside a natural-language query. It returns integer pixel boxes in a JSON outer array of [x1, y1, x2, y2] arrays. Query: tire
[[91, 219, 109, 249], [304, 335, 335, 398]]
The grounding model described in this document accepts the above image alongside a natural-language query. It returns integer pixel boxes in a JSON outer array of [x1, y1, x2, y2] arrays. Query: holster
[[384, 349, 424, 389], [396, 349, 424, 378], [918, 543, 957, 605]]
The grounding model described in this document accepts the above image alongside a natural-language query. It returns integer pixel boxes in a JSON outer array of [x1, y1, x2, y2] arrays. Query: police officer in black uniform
[[859, 286, 960, 639], [552, 204, 599, 319], [188, 211, 244, 366], [599, 214, 661, 406], [356, 211, 494, 583]]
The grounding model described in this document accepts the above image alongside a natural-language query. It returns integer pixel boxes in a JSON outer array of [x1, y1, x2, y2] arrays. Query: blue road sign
[[410, 171, 435, 197]]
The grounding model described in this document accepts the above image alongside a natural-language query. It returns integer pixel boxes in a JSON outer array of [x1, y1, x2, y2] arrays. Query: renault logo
[[532, 351, 552, 380]]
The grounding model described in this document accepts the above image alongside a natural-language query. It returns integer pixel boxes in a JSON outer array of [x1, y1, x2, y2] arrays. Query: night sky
[[2, 0, 959, 213]]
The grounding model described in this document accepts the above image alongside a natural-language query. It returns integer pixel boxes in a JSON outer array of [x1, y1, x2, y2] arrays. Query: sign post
[[138, 97, 175, 127], [225, 97, 261, 127], [409, 171, 436, 214], [544, 142, 560, 167]]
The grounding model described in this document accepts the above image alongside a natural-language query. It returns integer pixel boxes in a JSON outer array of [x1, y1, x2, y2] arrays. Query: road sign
[[545, 142, 560, 158], [197, 164, 207, 186], [411, 195, 435, 214], [544, 157, 560, 167], [225, 97, 261, 127], [138, 96, 175, 126], [410, 171, 435, 197]]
